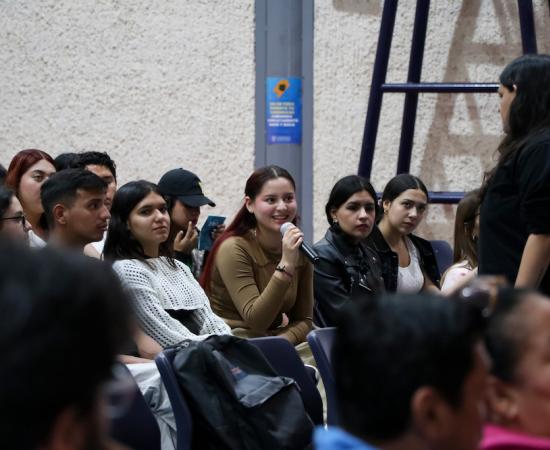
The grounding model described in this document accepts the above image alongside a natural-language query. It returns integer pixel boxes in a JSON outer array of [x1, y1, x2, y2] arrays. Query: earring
[[332, 217, 338, 224]]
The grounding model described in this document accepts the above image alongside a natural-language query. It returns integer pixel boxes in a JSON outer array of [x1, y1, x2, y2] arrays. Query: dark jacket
[[366, 226, 440, 292], [313, 227, 385, 327]]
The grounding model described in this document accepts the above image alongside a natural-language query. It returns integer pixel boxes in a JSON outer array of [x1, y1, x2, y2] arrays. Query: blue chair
[[155, 349, 193, 450], [307, 328, 338, 425], [249, 336, 323, 425], [430, 239, 453, 275], [108, 363, 161, 450]]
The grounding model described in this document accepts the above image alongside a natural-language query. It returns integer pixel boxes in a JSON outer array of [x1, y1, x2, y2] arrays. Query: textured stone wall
[[1, 0, 549, 242], [0, 0, 255, 218]]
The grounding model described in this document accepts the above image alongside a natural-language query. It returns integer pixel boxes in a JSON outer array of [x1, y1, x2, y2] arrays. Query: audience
[[0, 163, 6, 184], [72, 151, 118, 210], [40, 169, 110, 252], [200, 165, 313, 346], [53, 152, 79, 172], [315, 292, 489, 450], [0, 240, 132, 450], [5, 149, 56, 247], [482, 288, 550, 449], [367, 174, 440, 292], [72, 151, 118, 258], [441, 189, 481, 293], [158, 168, 225, 277], [479, 54, 550, 295], [104, 180, 230, 351], [313, 175, 384, 326], [0, 186, 31, 242]]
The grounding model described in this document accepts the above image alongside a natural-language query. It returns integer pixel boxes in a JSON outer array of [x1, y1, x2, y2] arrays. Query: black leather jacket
[[366, 226, 440, 291], [313, 227, 385, 327]]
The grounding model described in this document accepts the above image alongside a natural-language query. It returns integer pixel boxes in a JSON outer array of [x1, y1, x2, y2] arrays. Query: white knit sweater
[[113, 257, 231, 347]]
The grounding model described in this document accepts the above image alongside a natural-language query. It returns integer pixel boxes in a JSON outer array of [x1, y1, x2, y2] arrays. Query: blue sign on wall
[[266, 77, 302, 145]]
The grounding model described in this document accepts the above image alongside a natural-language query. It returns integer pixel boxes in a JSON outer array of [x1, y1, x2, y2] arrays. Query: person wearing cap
[[158, 168, 225, 277]]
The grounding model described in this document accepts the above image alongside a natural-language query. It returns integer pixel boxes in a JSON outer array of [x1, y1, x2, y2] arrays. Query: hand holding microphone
[[280, 222, 319, 265]]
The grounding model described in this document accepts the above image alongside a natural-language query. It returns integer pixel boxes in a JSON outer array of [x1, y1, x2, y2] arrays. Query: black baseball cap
[[158, 168, 216, 207]]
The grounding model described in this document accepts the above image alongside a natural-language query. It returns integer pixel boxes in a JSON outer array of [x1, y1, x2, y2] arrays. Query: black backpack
[[171, 334, 314, 450]]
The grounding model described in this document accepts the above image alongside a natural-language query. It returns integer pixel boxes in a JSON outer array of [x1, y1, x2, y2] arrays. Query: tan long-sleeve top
[[208, 231, 313, 345]]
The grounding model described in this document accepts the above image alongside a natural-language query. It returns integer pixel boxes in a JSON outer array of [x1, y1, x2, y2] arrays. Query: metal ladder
[[357, 0, 539, 203]]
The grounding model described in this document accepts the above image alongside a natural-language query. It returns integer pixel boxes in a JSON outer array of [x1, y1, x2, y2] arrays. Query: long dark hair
[[381, 173, 429, 204], [104, 180, 174, 265], [200, 165, 296, 291], [452, 189, 481, 267], [325, 175, 379, 225], [482, 54, 550, 197]]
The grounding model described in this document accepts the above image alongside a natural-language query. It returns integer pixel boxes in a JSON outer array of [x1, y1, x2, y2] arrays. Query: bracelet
[[275, 264, 293, 279]]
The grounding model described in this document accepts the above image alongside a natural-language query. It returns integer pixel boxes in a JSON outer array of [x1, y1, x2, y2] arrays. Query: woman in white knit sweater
[[104, 180, 230, 352]]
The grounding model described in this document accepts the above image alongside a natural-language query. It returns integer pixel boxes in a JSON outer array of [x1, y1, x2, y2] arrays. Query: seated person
[[53, 152, 79, 171], [315, 292, 489, 450], [0, 186, 31, 242], [313, 175, 384, 326], [200, 165, 313, 346], [104, 180, 230, 351], [40, 169, 110, 253], [367, 174, 440, 292], [441, 190, 481, 293], [0, 240, 132, 450], [158, 168, 225, 277], [5, 149, 56, 247], [482, 288, 550, 449], [71, 151, 118, 258], [0, 163, 6, 184]]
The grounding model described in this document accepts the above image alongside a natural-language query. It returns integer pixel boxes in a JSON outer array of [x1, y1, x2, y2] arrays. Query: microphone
[[280, 222, 320, 264]]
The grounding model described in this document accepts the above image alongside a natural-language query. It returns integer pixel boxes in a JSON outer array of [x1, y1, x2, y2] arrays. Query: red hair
[[199, 165, 296, 293], [6, 149, 54, 193]]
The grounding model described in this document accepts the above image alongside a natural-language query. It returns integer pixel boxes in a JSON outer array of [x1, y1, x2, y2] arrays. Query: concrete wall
[[1, 0, 549, 242]]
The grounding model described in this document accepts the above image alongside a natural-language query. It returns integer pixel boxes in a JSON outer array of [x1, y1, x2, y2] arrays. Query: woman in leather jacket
[[367, 174, 440, 293], [313, 175, 385, 326]]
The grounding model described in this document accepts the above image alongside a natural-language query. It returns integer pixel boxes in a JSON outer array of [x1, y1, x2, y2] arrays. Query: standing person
[[200, 165, 313, 345], [5, 149, 56, 247], [0, 186, 32, 242], [313, 175, 384, 326], [441, 190, 481, 293], [479, 54, 550, 295], [158, 168, 225, 277], [104, 180, 230, 350], [367, 174, 440, 293]]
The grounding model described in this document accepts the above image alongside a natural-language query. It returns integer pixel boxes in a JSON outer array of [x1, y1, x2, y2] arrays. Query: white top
[[113, 257, 231, 348], [28, 230, 46, 248], [397, 237, 424, 293], [91, 231, 107, 255], [441, 262, 477, 294]]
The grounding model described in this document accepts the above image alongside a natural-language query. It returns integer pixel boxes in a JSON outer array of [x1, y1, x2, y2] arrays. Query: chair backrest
[[430, 239, 454, 275], [249, 336, 324, 425], [155, 349, 193, 450], [108, 363, 161, 450], [307, 328, 338, 425]]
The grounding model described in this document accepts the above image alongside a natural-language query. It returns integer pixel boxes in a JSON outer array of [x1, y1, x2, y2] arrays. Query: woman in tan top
[[200, 165, 313, 345]]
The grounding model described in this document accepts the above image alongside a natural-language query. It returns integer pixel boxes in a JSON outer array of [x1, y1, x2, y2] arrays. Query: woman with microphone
[[200, 165, 313, 345]]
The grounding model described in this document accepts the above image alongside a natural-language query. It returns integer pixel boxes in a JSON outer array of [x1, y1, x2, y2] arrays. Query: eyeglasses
[[0, 214, 27, 227]]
